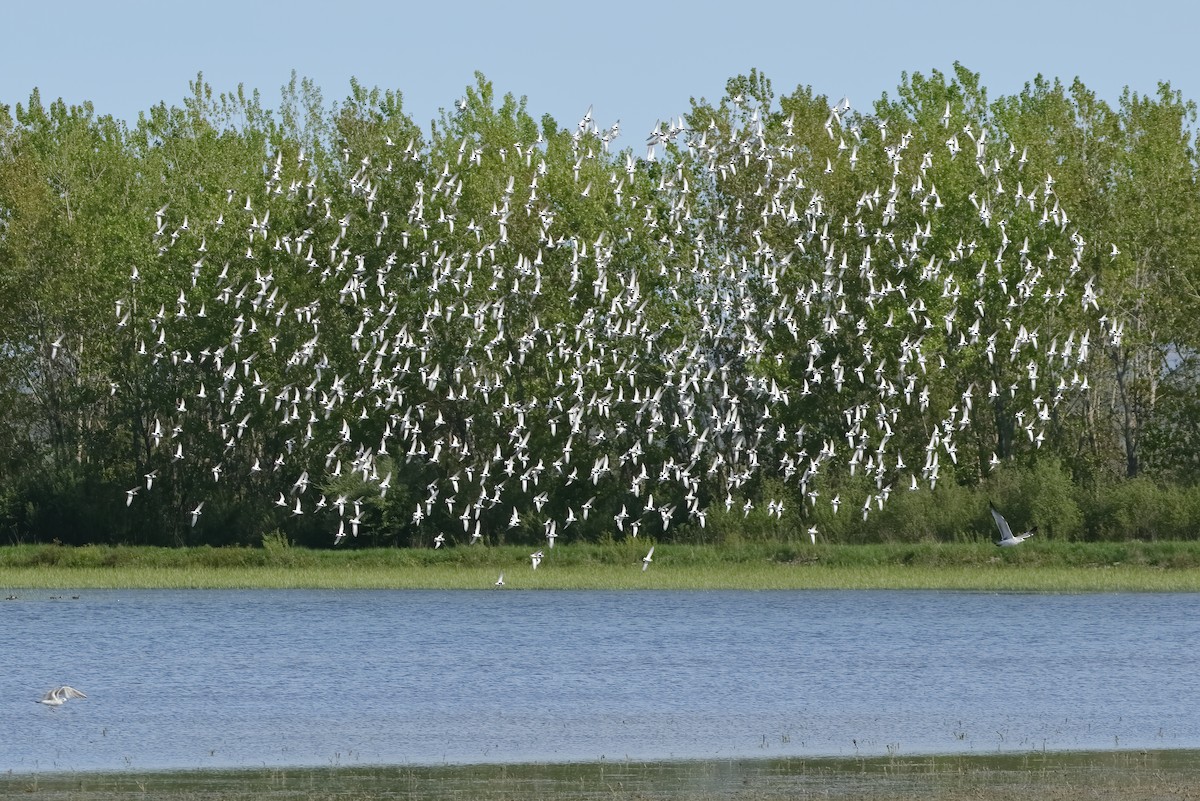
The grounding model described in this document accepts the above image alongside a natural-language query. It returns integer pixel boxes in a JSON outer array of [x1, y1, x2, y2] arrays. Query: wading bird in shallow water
[[990, 504, 1036, 546], [38, 686, 86, 706]]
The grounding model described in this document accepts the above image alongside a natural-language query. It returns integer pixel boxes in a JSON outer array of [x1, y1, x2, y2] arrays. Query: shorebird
[[495, 572, 504, 587], [990, 504, 1036, 546], [38, 686, 86, 706], [642, 546, 654, 571], [530, 550, 543, 569]]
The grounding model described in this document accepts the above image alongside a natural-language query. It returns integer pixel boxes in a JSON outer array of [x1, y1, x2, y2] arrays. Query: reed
[[3, 540, 1200, 591], [2, 750, 1198, 801]]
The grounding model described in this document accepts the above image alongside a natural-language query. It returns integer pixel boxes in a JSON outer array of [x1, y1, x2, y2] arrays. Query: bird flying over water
[[38, 686, 87, 706], [989, 503, 1036, 546]]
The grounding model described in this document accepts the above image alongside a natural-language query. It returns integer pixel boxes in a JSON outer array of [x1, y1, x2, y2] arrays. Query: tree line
[[1, 63, 1199, 548]]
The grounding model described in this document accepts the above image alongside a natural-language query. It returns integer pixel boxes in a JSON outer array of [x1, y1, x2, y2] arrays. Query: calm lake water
[[3, 589, 1198, 773]]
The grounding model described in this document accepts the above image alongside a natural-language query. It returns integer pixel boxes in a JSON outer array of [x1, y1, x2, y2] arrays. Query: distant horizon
[[2, 0, 1193, 141]]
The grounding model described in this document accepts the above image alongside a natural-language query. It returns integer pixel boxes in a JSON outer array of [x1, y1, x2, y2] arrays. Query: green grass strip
[[2, 541, 1199, 591], [3, 750, 1199, 801]]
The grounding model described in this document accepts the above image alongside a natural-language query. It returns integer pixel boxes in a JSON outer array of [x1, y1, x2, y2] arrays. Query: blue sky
[[2, 1, 1193, 142]]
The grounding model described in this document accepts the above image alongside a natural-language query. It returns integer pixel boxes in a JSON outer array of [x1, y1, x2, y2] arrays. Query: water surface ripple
[[3, 589, 1197, 772]]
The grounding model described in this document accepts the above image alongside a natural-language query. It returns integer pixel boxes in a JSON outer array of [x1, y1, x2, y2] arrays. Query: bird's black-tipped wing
[[989, 504, 1014, 542]]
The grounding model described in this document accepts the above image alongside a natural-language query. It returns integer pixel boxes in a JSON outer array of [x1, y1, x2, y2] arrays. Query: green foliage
[[260, 529, 292, 552], [2, 69, 1200, 549], [986, 458, 1083, 540], [863, 481, 980, 544], [1083, 477, 1200, 541]]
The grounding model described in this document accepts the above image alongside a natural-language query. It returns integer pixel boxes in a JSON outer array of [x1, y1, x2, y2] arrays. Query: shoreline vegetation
[[3, 541, 1199, 591], [5, 68, 1200, 563], [4, 750, 1200, 800]]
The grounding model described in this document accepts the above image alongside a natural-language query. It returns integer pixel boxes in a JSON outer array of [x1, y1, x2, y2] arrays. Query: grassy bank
[[4, 750, 1200, 801], [2, 540, 1200, 591]]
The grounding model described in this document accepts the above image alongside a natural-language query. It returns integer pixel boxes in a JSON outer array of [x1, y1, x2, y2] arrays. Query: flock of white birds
[[109, 92, 1105, 558]]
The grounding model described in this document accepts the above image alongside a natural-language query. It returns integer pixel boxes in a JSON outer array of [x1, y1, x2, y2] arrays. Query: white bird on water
[[990, 504, 1036, 546], [38, 686, 87, 706]]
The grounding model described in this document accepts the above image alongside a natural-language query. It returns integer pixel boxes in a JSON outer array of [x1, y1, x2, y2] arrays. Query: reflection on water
[[3, 590, 1198, 772]]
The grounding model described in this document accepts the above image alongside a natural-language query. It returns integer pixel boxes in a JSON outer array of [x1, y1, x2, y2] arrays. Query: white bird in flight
[[990, 504, 1036, 546], [642, 546, 654, 571], [38, 686, 87, 706]]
